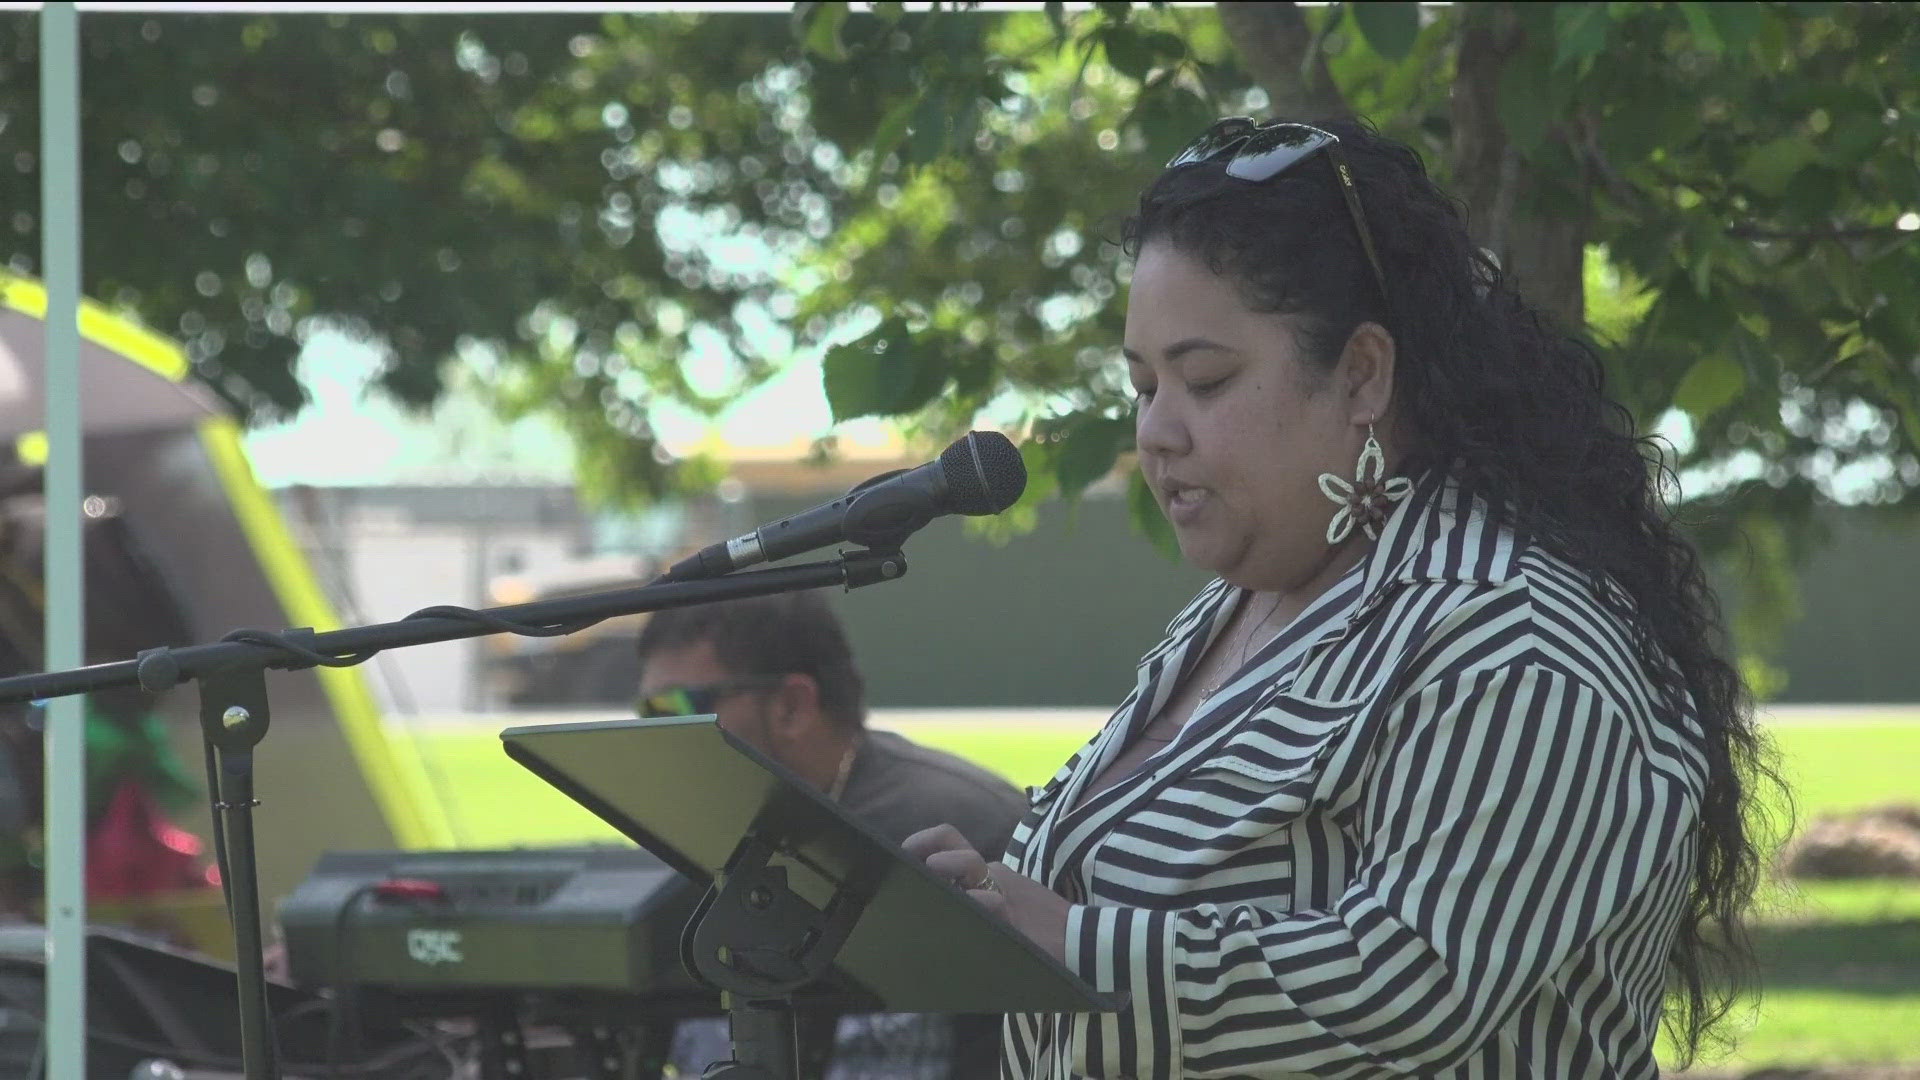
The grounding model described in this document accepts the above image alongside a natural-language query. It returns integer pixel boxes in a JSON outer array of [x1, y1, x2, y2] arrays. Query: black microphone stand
[[0, 546, 912, 1080]]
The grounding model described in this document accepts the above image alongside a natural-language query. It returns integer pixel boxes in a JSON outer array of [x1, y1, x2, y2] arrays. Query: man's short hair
[[635, 590, 866, 729]]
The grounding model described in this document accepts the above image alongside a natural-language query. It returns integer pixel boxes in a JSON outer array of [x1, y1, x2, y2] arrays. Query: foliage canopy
[[2, 3, 1917, 686]]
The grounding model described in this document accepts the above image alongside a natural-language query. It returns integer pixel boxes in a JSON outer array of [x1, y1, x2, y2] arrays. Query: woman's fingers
[[966, 881, 1009, 917], [924, 847, 991, 888], [901, 822, 969, 860], [901, 825, 1014, 920]]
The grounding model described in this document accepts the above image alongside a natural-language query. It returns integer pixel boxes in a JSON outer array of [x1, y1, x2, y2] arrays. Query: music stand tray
[[501, 715, 1122, 1077]]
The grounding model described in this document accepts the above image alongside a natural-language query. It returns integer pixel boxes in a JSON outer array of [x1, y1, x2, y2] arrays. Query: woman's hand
[[903, 824, 1072, 964]]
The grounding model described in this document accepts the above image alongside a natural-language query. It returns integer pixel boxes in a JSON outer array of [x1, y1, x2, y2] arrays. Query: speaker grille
[[939, 432, 1027, 515]]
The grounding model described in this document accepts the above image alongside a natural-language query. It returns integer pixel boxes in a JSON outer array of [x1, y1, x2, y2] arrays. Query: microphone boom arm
[[0, 548, 912, 1080]]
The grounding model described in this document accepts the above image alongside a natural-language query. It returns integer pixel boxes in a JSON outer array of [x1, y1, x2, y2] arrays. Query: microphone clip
[[837, 547, 909, 590], [842, 473, 941, 552]]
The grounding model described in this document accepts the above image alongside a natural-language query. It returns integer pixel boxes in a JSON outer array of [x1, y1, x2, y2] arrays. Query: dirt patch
[[1780, 804, 1920, 879]]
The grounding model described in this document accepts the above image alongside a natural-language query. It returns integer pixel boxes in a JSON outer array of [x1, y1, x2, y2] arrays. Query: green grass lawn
[[401, 710, 1920, 1071], [1686, 715, 1920, 1073], [1768, 715, 1920, 818], [407, 718, 1106, 848]]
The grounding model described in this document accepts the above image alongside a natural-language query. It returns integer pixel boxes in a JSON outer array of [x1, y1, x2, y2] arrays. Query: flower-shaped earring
[[1317, 420, 1412, 544]]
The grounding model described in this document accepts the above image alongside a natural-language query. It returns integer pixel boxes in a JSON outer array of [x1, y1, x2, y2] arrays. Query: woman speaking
[[907, 117, 1776, 1078]]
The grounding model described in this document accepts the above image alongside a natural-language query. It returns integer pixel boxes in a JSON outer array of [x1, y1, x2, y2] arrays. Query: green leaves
[[15, 0, 1919, 610], [1551, 3, 1611, 69], [1021, 412, 1173, 557], [793, 1, 850, 61], [1053, 414, 1133, 498], [1593, 61, 1698, 163], [1737, 136, 1820, 197], [1700, 2, 1764, 51], [1127, 469, 1179, 560], [868, 91, 922, 170], [1044, 0, 1070, 44], [870, 72, 993, 173], [1824, 112, 1889, 166], [822, 317, 949, 423], [1676, 2, 1725, 54], [1496, 37, 1567, 154], [1101, 23, 1155, 81], [1349, 2, 1422, 61], [905, 80, 983, 165], [1095, 14, 1206, 162], [1098, 22, 1186, 82], [1673, 353, 1747, 423], [1130, 82, 1215, 166], [1674, 1, 1765, 56]]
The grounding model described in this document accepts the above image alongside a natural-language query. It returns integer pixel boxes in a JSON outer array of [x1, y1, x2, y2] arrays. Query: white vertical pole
[[40, 3, 88, 1078]]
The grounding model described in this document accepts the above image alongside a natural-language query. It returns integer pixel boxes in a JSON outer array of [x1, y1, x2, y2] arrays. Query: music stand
[[501, 715, 1122, 1080]]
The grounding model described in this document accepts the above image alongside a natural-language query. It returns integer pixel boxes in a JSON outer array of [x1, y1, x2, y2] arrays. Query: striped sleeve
[[1061, 663, 1692, 1078]]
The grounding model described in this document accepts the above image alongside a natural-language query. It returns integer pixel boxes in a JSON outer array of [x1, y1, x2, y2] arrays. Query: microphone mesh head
[[939, 431, 1027, 514]]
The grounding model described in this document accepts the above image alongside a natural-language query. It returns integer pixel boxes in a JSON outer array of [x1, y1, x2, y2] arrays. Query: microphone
[[660, 431, 1026, 582]]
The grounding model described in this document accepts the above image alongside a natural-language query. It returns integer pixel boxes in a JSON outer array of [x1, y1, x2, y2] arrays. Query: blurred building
[[253, 331, 1920, 713], [271, 466, 1920, 716], [268, 434, 1219, 716]]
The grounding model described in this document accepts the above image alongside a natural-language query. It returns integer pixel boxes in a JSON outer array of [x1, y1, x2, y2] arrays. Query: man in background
[[635, 590, 1028, 1079]]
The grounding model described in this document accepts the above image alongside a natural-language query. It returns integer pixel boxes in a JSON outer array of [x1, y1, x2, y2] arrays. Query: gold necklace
[[826, 733, 862, 803], [1197, 593, 1286, 704]]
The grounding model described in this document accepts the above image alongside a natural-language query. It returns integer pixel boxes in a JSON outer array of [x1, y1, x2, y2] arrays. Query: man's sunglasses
[[1166, 118, 1390, 305], [634, 677, 783, 719]]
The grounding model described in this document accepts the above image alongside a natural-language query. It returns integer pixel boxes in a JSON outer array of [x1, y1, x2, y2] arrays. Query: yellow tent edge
[[1, 271, 189, 382], [198, 417, 454, 848], [1, 270, 452, 848]]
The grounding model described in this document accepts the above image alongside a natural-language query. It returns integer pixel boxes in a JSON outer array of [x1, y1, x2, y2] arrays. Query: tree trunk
[[1214, 3, 1349, 121], [1450, 4, 1588, 330], [1219, 2, 1589, 331]]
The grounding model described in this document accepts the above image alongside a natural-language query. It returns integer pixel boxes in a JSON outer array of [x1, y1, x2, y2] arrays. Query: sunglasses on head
[[634, 677, 783, 720], [1166, 118, 1390, 305]]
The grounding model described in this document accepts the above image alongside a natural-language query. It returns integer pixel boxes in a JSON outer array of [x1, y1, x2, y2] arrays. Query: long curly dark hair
[[1121, 118, 1786, 1064]]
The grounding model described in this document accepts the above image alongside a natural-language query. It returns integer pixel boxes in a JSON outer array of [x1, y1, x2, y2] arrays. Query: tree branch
[[1214, 2, 1349, 120], [1581, 140, 1913, 245], [1575, 115, 1659, 213], [1726, 225, 1918, 241]]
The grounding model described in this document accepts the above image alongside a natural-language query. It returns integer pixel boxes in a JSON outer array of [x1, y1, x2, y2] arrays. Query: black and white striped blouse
[[1002, 474, 1708, 1078]]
